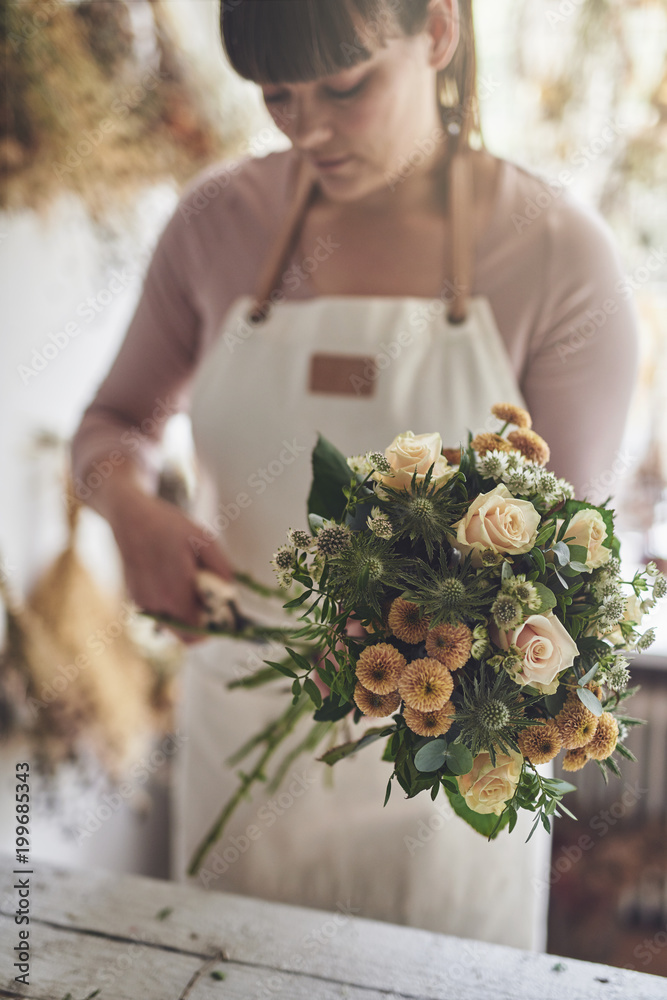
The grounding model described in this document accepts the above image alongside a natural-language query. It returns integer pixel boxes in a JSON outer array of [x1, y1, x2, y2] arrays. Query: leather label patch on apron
[[308, 353, 377, 398]]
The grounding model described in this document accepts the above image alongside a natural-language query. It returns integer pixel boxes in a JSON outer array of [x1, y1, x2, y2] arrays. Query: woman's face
[[261, 31, 447, 204]]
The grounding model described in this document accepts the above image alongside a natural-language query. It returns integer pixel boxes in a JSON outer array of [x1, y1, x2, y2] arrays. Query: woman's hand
[[106, 485, 234, 646]]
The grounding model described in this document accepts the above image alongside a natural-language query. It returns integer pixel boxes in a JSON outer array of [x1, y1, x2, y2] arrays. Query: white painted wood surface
[[1, 856, 666, 1000]]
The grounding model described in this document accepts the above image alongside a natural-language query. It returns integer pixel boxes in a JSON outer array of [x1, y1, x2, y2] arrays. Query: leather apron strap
[[248, 146, 473, 325]]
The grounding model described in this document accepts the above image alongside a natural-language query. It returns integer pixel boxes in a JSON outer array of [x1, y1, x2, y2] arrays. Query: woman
[[71, 0, 639, 949]]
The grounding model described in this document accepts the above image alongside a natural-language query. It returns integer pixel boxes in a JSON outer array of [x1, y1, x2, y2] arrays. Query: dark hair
[[220, 0, 483, 151]]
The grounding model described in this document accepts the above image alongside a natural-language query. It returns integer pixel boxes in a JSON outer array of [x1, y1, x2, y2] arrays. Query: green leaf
[[576, 686, 603, 716], [533, 582, 557, 612], [414, 739, 448, 773], [283, 590, 313, 609], [531, 547, 546, 574], [285, 648, 312, 673], [545, 688, 568, 716], [313, 695, 354, 722], [307, 434, 353, 520], [542, 777, 577, 796], [264, 660, 298, 680], [318, 727, 393, 766], [444, 742, 474, 775], [303, 677, 323, 709], [443, 785, 511, 838], [384, 778, 393, 807], [501, 561, 514, 582]]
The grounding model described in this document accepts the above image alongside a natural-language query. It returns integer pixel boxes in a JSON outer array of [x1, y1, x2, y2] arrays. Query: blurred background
[[1, 0, 666, 975]]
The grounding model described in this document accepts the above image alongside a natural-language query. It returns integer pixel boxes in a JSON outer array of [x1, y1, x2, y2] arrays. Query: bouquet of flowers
[[185, 403, 665, 873]]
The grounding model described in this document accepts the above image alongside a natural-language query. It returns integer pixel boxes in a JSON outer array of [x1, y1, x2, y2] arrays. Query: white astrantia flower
[[637, 628, 656, 651], [476, 449, 511, 479], [653, 574, 667, 600], [367, 507, 393, 540], [599, 593, 627, 629], [347, 454, 373, 477], [605, 656, 630, 692]]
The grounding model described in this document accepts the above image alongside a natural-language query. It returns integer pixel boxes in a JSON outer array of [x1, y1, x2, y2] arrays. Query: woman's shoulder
[[176, 146, 301, 229], [492, 153, 621, 256]]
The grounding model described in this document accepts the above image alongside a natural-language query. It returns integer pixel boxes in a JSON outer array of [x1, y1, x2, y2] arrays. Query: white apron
[[173, 152, 552, 950]]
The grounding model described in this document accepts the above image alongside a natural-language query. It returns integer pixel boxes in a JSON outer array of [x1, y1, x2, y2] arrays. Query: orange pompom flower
[[355, 643, 406, 695], [388, 598, 430, 644], [398, 658, 454, 713], [425, 623, 473, 670]]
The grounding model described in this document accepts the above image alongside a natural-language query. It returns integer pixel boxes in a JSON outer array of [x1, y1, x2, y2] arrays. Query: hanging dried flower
[[425, 622, 472, 670], [398, 658, 454, 713], [355, 643, 406, 695]]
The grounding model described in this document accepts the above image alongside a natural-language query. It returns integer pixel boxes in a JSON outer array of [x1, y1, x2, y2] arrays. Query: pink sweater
[[71, 147, 640, 502]]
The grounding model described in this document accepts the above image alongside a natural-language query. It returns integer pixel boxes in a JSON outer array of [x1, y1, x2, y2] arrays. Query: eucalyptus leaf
[[444, 742, 474, 775], [501, 561, 515, 582], [577, 662, 600, 688], [414, 739, 449, 773], [576, 686, 604, 717], [552, 541, 571, 567]]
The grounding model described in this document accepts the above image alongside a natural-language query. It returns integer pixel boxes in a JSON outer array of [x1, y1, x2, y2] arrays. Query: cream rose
[[558, 509, 611, 570], [457, 750, 523, 816], [492, 611, 579, 694], [374, 431, 456, 492], [451, 484, 540, 561]]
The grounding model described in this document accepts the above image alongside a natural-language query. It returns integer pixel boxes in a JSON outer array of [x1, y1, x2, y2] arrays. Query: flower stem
[[187, 695, 313, 876]]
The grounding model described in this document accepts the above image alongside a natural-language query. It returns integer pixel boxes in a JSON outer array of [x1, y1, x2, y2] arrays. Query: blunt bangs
[[220, 0, 416, 85]]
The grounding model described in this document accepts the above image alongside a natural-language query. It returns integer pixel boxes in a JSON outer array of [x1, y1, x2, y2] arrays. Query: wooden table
[[1, 856, 666, 999]]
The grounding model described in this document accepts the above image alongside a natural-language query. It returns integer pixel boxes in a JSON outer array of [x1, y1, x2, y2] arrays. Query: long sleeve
[[519, 194, 640, 503], [70, 204, 203, 496]]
